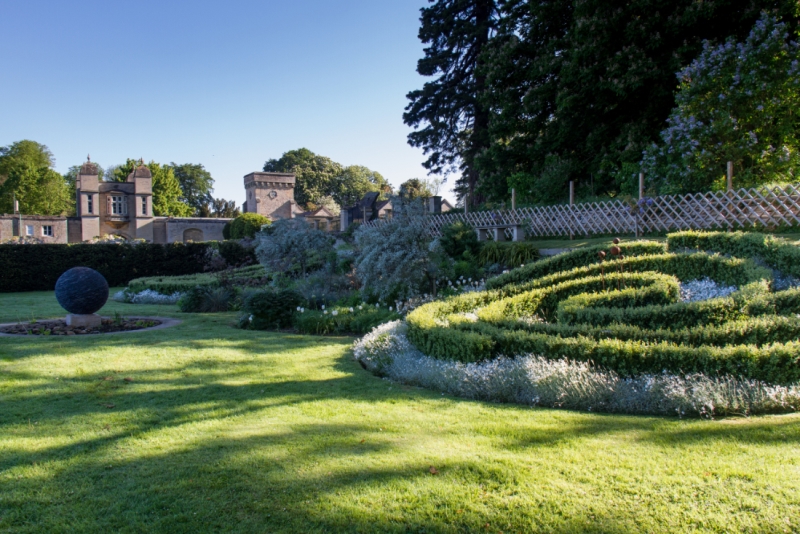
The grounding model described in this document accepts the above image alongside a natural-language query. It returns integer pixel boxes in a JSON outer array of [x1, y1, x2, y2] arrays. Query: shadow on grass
[[2, 322, 799, 533]]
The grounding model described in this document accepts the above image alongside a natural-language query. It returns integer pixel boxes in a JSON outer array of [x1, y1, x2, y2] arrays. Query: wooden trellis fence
[[362, 184, 800, 238]]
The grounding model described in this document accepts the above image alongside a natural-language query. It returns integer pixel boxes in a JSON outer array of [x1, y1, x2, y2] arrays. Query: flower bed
[[0, 317, 162, 336]]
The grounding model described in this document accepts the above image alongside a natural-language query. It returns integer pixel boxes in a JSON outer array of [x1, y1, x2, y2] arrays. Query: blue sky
[[0, 0, 454, 205]]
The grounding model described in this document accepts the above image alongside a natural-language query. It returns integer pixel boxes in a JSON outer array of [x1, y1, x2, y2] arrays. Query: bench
[[474, 224, 525, 242]]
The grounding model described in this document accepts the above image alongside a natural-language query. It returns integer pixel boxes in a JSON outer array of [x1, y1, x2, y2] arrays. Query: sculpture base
[[65, 314, 102, 329]]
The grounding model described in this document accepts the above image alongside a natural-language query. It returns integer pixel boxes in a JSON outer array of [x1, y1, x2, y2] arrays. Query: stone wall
[[0, 215, 68, 243], [164, 218, 231, 243]]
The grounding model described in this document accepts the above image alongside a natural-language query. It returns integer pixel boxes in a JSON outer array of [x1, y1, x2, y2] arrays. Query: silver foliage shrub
[[255, 218, 335, 276], [113, 289, 182, 305], [354, 321, 800, 417], [353, 198, 447, 302]]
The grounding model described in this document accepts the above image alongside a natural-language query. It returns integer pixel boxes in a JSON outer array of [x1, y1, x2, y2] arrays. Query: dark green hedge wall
[[0, 241, 256, 292]]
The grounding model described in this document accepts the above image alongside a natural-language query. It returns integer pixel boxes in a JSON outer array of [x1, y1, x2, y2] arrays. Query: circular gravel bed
[[0, 316, 181, 336]]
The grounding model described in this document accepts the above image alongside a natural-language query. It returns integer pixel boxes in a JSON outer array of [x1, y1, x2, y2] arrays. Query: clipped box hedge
[[0, 241, 256, 292], [668, 230, 800, 278], [405, 234, 800, 385]]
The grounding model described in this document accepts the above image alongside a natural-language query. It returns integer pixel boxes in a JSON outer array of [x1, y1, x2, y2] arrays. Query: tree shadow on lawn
[[0, 323, 352, 361], [2, 420, 792, 534], [2, 341, 799, 532]]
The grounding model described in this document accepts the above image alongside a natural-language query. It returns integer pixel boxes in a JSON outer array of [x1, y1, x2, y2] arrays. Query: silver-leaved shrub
[[355, 321, 800, 417]]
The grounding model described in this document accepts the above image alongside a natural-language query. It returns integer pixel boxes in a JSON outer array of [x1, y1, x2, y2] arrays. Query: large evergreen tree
[[478, 0, 797, 204], [403, 0, 497, 208]]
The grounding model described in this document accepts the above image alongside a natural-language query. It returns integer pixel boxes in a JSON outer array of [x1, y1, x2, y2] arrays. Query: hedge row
[[486, 240, 667, 289], [668, 230, 800, 277], [497, 252, 770, 297], [0, 241, 255, 292], [128, 265, 267, 294], [405, 238, 800, 385]]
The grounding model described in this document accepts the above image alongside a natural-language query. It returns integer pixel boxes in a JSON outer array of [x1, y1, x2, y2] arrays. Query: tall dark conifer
[[404, 0, 497, 207]]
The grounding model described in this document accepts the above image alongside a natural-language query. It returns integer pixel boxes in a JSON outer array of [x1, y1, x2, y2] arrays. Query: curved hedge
[[406, 237, 800, 385]]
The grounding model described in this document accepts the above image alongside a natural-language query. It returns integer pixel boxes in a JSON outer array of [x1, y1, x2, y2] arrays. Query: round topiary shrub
[[229, 213, 271, 239]]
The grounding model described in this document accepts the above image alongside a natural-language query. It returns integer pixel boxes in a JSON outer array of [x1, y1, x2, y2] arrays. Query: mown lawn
[[1, 291, 798, 533]]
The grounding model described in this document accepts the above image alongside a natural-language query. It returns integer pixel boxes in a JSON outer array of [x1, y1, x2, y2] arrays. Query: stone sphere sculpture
[[55, 267, 109, 315]]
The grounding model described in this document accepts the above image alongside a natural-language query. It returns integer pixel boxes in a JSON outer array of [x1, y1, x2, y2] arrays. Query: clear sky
[[0, 0, 456, 206]]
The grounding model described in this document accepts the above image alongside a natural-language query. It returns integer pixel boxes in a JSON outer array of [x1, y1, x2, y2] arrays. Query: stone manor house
[[0, 160, 340, 244]]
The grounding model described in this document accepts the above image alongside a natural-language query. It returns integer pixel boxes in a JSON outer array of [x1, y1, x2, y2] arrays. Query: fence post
[[726, 161, 735, 232], [727, 161, 733, 192], [511, 188, 516, 211], [569, 180, 575, 241], [464, 194, 468, 215], [639, 173, 644, 200]]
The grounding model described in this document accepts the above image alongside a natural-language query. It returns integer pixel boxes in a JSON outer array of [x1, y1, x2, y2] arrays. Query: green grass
[[1, 292, 799, 533]]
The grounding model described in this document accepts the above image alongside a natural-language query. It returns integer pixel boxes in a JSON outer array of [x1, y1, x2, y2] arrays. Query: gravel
[[679, 278, 737, 303]]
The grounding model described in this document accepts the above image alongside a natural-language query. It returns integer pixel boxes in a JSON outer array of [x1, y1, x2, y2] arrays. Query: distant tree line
[[405, 0, 800, 207], [0, 141, 238, 218]]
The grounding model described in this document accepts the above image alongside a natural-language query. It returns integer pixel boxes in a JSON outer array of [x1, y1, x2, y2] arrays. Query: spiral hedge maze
[[406, 232, 800, 386]]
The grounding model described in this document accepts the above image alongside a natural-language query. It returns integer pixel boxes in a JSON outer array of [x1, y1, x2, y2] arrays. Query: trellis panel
[[361, 184, 800, 237]]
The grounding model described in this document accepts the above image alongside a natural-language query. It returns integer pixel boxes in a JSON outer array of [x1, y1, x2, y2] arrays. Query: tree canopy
[[112, 159, 193, 217], [0, 140, 72, 215], [330, 165, 389, 209], [398, 178, 433, 200], [0, 140, 55, 187], [403, 0, 497, 207], [171, 163, 215, 213], [264, 148, 388, 210], [406, 0, 799, 204], [264, 148, 344, 208], [642, 13, 800, 193]]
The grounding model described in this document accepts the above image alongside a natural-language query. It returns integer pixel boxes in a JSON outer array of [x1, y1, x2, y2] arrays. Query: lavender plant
[[354, 321, 800, 417]]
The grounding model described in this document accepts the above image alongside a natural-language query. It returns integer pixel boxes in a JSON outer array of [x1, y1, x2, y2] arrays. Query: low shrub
[[229, 213, 270, 239], [113, 289, 182, 305], [439, 221, 481, 259], [239, 289, 303, 330], [294, 306, 401, 335], [129, 265, 268, 294], [486, 240, 667, 289], [668, 230, 800, 278], [354, 321, 800, 417], [178, 286, 237, 313], [478, 241, 539, 268]]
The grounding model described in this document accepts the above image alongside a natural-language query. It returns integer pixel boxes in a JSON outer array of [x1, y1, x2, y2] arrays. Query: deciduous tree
[[112, 159, 193, 216], [642, 13, 800, 193], [263, 148, 343, 208], [171, 163, 215, 214]]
